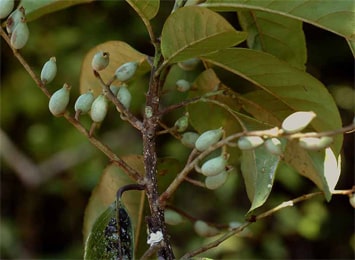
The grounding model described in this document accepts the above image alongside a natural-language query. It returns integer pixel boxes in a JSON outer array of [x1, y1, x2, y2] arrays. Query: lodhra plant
[[1, 0, 354, 259]]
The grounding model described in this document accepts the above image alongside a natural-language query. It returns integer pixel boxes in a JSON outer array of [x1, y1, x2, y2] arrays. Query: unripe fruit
[[176, 79, 191, 92], [109, 85, 120, 96], [74, 90, 95, 118], [114, 61, 138, 82], [10, 17, 29, 49], [349, 194, 355, 208], [178, 58, 200, 71], [90, 94, 108, 123], [201, 154, 228, 176], [174, 113, 189, 132], [282, 111, 316, 134], [6, 6, 25, 34], [237, 136, 264, 150], [194, 220, 219, 237], [298, 136, 333, 150], [0, 0, 14, 19], [117, 85, 132, 109], [40, 57, 57, 84], [48, 83, 71, 116], [91, 51, 109, 71], [181, 132, 199, 148], [264, 138, 282, 155], [195, 128, 223, 152], [164, 209, 184, 225], [205, 170, 228, 190]]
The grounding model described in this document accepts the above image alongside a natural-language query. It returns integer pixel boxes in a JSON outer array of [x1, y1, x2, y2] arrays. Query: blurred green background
[[1, 1, 354, 259]]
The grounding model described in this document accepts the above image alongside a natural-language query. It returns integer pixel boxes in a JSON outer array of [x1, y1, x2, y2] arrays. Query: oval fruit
[[298, 136, 333, 150], [91, 51, 109, 71], [10, 17, 29, 49], [201, 154, 228, 177], [115, 61, 138, 82], [181, 132, 199, 148], [74, 90, 95, 116], [0, 0, 14, 19], [282, 111, 316, 134], [90, 94, 108, 123], [164, 209, 184, 225], [194, 220, 219, 237], [205, 170, 228, 190], [48, 83, 71, 116], [40, 57, 57, 84], [117, 85, 132, 110], [174, 113, 189, 132], [6, 6, 25, 34], [176, 79, 191, 92], [195, 128, 224, 152], [237, 136, 264, 150]]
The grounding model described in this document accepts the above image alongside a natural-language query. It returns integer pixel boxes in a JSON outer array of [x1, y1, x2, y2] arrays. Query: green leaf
[[201, 48, 343, 199], [126, 0, 160, 20], [20, 0, 94, 21], [80, 41, 150, 96], [161, 6, 247, 63], [238, 10, 307, 70], [202, 0, 355, 41], [241, 145, 281, 212]]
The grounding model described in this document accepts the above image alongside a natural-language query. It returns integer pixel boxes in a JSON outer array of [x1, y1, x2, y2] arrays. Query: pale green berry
[[181, 132, 199, 148], [6, 6, 25, 34], [237, 136, 264, 150], [194, 220, 220, 237], [0, 0, 14, 19], [177, 58, 200, 71], [74, 90, 94, 116], [109, 85, 120, 96], [264, 138, 282, 155], [298, 136, 333, 150], [349, 194, 355, 208], [117, 85, 131, 109], [164, 209, 184, 225], [48, 83, 71, 116], [195, 128, 223, 152], [205, 170, 228, 190], [40, 57, 57, 84], [176, 79, 191, 92], [174, 113, 189, 132], [282, 111, 316, 134], [91, 51, 109, 71], [115, 61, 138, 82], [90, 94, 108, 123], [10, 17, 29, 49], [201, 154, 228, 177]]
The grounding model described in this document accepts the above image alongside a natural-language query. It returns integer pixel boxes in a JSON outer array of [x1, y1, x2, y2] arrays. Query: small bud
[[298, 136, 333, 150], [48, 83, 71, 116], [282, 111, 316, 134], [178, 58, 200, 71], [6, 6, 25, 34], [201, 154, 228, 177], [174, 113, 189, 132], [237, 136, 264, 150], [264, 138, 283, 155], [205, 170, 228, 190], [176, 79, 191, 92], [91, 51, 109, 71], [115, 61, 138, 82], [74, 90, 95, 119], [181, 132, 199, 148], [40, 57, 57, 84], [90, 94, 108, 123], [117, 85, 132, 110], [164, 209, 184, 225], [0, 0, 14, 19], [195, 128, 224, 152], [10, 17, 29, 49], [194, 220, 220, 237]]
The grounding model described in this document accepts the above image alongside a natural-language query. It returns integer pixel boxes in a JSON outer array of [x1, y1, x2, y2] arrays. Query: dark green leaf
[[126, 0, 160, 20], [161, 6, 247, 63]]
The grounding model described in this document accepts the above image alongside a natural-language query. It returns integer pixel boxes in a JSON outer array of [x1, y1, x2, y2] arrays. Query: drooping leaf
[[238, 10, 307, 70], [202, 0, 355, 41], [80, 41, 150, 96], [126, 0, 160, 20], [161, 6, 247, 64], [20, 0, 94, 21], [241, 144, 282, 212], [201, 48, 343, 199]]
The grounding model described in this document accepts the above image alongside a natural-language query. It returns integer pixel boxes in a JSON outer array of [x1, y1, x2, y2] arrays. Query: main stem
[[142, 66, 174, 258]]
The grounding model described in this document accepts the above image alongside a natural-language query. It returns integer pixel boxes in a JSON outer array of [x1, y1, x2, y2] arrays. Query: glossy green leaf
[[241, 145, 281, 212], [126, 0, 160, 20], [238, 10, 307, 70], [201, 48, 343, 199], [80, 41, 150, 96], [20, 0, 94, 21], [161, 6, 247, 63], [202, 0, 355, 41]]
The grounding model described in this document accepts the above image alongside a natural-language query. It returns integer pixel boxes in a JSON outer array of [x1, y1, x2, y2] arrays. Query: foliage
[[1, 0, 354, 259]]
